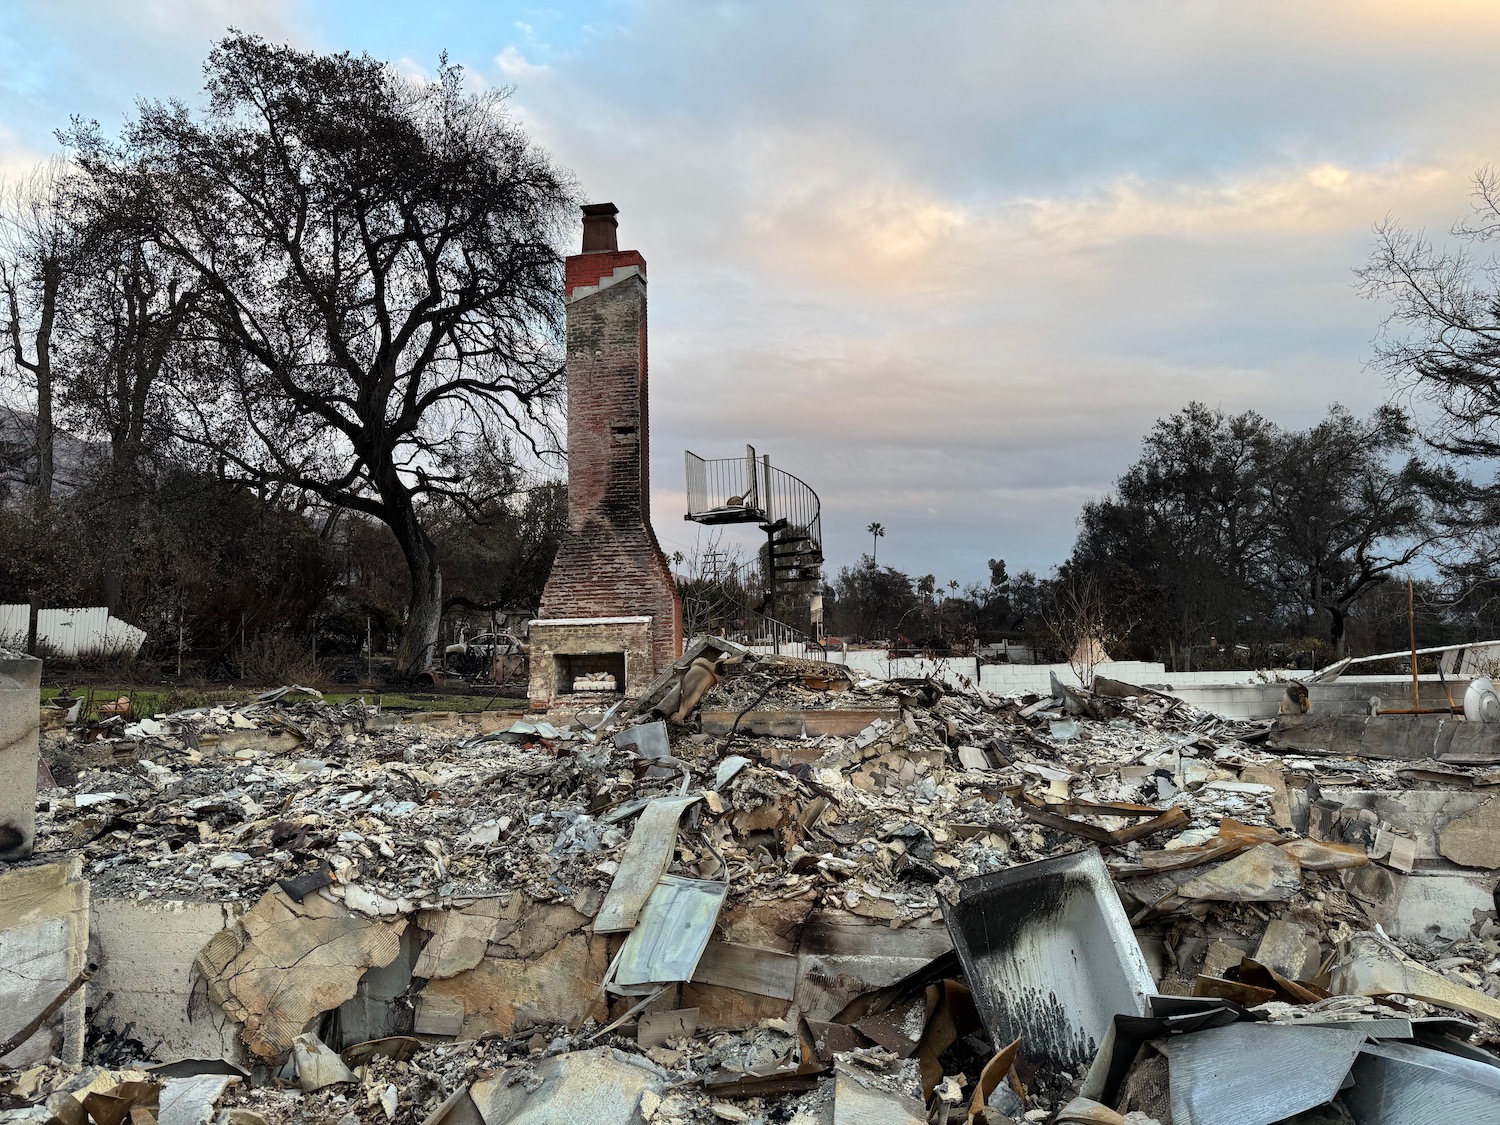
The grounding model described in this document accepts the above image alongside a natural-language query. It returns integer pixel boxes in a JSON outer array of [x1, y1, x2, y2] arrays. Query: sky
[[3, 0, 1499, 585]]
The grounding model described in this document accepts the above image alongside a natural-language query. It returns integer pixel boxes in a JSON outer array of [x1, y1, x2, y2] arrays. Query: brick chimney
[[529, 204, 683, 709]]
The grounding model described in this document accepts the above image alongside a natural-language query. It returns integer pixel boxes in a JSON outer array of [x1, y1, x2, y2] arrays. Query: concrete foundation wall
[[1, 648, 42, 860], [745, 642, 1463, 720], [89, 897, 248, 1064]]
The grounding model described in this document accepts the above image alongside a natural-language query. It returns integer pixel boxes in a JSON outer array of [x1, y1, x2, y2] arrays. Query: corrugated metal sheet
[[0, 606, 147, 658]]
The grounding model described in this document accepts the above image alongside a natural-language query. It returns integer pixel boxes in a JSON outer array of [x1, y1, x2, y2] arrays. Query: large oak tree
[[69, 34, 576, 673]]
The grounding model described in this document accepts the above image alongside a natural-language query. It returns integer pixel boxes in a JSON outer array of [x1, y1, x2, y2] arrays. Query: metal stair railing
[[684, 446, 822, 575], [746, 610, 826, 660]]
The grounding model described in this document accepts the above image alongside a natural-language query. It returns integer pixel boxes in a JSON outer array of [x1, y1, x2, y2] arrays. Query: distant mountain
[[0, 406, 106, 500]]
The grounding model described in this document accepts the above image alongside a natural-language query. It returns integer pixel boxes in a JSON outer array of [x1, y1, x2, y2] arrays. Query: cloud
[[9, 0, 1500, 581], [495, 45, 549, 81]]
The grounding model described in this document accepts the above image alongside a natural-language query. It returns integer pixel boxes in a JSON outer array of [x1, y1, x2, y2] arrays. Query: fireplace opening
[[554, 652, 627, 696]]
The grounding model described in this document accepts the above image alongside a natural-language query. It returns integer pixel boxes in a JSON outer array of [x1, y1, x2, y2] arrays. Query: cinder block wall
[[537, 212, 682, 680]]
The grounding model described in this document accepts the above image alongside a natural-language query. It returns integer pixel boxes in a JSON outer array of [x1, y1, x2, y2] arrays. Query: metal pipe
[[1310, 639, 1497, 682]]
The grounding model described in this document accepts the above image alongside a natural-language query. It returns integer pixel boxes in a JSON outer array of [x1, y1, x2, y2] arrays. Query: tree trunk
[[1329, 605, 1348, 658], [398, 541, 442, 676], [384, 486, 443, 677], [33, 261, 56, 511]]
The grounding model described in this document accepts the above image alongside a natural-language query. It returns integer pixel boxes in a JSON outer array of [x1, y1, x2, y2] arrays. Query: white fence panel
[[0, 605, 147, 658]]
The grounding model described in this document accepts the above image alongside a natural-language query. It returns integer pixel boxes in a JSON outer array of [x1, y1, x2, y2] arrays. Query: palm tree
[[867, 522, 885, 563]]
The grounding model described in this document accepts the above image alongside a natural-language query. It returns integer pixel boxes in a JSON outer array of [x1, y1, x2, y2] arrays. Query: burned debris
[[5, 639, 1500, 1124]]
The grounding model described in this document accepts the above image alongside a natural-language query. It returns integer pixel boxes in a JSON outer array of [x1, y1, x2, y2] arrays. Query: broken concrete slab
[[467, 1046, 667, 1124], [1272, 712, 1500, 764], [193, 886, 406, 1060], [0, 857, 89, 1067], [1316, 788, 1490, 861], [1438, 795, 1500, 868], [1341, 862, 1496, 941]]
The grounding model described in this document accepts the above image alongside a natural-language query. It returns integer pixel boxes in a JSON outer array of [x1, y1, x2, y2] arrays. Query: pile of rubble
[[5, 641, 1500, 1123]]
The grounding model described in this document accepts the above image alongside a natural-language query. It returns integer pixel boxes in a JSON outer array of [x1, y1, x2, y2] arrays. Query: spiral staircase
[[684, 446, 825, 652]]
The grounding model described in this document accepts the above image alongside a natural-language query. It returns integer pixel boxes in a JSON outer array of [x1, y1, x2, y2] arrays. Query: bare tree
[[1361, 167, 1500, 462], [1041, 571, 1117, 687], [69, 34, 577, 673], [0, 158, 75, 512], [0, 159, 80, 651]]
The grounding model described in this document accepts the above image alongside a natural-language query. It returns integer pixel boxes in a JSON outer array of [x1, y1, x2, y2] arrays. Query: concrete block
[[0, 858, 89, 1066], [89, 897, 248, 1064], [0, 648, 43, 860]]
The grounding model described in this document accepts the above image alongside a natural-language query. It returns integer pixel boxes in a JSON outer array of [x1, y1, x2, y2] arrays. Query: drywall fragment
[[194, 887, 406, 1060], [467, 1046, 666, 1124], [0, 857, 89, 1067], [291, 1032, 356, 1091], [1439, 796, 1500, 869], [1332, 930, 1500, 1022], [414, 899, 508, 979], [1176, 843, 1302, 903], [594, 794, 703, 933]]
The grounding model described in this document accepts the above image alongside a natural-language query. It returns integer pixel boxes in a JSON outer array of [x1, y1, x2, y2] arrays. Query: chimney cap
[[580, 202, 620, 253]]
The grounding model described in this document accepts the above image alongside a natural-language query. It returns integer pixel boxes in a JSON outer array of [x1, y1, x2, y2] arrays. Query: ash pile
[[4, 641, 1500, 1124]]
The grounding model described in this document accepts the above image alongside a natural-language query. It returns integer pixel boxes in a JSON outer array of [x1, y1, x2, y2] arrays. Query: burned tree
[[69, 34, 575, 673]]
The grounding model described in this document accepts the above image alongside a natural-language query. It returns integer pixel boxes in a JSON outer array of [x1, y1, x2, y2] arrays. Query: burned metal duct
[[942, 847, 1155, 1088]]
